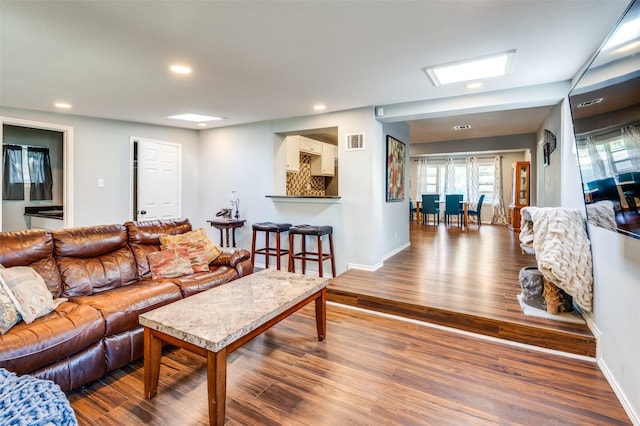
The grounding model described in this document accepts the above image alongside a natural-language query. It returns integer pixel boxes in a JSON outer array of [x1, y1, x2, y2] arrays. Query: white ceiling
[[0, 0, 631, 144]]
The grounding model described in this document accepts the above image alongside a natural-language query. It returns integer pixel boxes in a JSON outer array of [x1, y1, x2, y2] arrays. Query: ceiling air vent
[[577, 98, 604, 108], [345, 133, 365, 151], [454, 124, 472, 130]]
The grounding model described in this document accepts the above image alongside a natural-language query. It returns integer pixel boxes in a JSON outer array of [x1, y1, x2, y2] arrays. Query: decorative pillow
[[159, 228, 222, 263], [162, 241, 210, 273], [147, 247, 194, 279], [0, 284, 22, 335], [0, 266, 56, 325]]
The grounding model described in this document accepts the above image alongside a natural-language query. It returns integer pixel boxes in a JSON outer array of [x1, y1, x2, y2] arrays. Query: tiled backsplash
[[287, 154, 325, 196]]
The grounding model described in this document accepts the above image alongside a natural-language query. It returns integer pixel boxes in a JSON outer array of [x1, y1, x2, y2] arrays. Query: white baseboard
[[597, 357, 640, 425], [347, 241, 409, 272], [583, 313, 639, 425]]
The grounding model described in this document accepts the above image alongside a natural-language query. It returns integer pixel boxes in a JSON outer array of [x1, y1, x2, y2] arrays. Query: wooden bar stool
[[288, 224, 336, 278], [251, 222, 292, 270]]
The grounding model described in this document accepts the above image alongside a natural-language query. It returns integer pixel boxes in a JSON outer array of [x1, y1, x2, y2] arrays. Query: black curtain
[[27, 147, 53, 200], [2, 144, 24, 200]]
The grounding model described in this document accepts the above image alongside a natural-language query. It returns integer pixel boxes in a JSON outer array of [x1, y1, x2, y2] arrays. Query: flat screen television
[[569, 0, 640, 239]]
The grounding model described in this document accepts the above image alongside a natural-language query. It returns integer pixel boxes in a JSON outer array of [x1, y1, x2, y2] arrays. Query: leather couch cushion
[[0, 229, 62, 297], [104, 328, 144, 372], [0, 301, 105, 374], [70, 280, 182, 336], [173, 266, 239, 297], [53, 225, 138, 297], [31, 341, 106, 393]]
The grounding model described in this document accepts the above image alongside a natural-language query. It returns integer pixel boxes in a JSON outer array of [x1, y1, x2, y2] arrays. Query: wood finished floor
[[68, 304, 630, 425], [327, 222, 596, 356], [67, 221, 629, 425]]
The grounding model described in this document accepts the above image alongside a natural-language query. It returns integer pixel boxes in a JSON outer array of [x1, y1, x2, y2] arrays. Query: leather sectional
[[0, 218, 253, 392]]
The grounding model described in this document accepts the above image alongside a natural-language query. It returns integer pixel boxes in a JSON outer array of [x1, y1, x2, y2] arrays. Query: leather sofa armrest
[[211, 249, 251, 268]]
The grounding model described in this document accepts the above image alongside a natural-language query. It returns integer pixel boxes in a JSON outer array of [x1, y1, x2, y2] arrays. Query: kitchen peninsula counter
[[266, 195, 341, 204]]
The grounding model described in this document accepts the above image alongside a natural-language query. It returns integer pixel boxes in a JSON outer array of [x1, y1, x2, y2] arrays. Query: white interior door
[[134, 137, 181, 221]]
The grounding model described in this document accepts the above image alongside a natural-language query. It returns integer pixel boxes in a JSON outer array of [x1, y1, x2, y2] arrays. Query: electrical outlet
[[97, 179, 104, 188]]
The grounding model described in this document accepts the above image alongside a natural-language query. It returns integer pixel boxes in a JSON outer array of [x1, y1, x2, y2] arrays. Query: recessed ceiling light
[[197, 123, 208, 127], [603, 16, 640, 50], [465, 82, 483, 89], [168, 113, 223, 122], [423, 50, 515, 86], [170, 65, 192, 75], [313, 104, 326, 111], [54, 102, 71, 109], [454, 125, 472, 130]]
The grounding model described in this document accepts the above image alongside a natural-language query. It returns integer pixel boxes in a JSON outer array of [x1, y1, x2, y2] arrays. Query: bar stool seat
[[251, 222, 291, 270], [288, 224, 336, 278]]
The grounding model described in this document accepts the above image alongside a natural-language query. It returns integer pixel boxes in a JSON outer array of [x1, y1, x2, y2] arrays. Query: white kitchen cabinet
[[299, 136, 322, 155], [311, 143, 336, 176], [285, 135, 300, 172]]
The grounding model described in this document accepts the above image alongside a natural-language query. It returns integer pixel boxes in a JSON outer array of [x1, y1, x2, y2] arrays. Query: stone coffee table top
[[139, 269, 328, 353]]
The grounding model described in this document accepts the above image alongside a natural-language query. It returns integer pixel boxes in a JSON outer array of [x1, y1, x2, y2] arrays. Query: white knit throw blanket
[[519, 207, 593, 312]]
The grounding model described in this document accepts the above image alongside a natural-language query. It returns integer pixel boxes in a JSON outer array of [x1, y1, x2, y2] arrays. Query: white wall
[[537, 103, 562, 207], [559, 99, 640, 425], [198, 107, 406, 275], [1, 107, 199, 228]]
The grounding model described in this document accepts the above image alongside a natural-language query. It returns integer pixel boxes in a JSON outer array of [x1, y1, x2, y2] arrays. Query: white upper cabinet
[[311, 143, 336, 176], [299, 136, 322, 155], [285, 135, 300, 172]]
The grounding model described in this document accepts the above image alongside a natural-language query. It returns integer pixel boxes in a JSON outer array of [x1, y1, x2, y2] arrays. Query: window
[[2, 144, 52, 200], [577, 132, 634, 185], [418, 157, 495, 203]]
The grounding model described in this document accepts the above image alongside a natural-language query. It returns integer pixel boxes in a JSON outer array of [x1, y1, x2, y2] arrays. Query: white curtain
[[445, 157, 456, 195], [586, 136, 607, 180], [466, 156, 479, 201], [621, 125, 640, 170], [491, 155, 508, 225], [466, 157, 480, 223], [416, 158, 429, 199]]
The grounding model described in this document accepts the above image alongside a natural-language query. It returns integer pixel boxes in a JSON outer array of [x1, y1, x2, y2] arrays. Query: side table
[[207, 218, 246, 247]]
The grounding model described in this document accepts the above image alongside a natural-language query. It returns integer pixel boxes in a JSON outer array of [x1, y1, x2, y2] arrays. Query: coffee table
[[139, 269, 328, 426]]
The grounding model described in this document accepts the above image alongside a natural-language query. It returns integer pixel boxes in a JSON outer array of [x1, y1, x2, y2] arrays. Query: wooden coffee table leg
[[143, 327, 163, 398], [207, 347, 227, 426], [315, 288, 326, 341]]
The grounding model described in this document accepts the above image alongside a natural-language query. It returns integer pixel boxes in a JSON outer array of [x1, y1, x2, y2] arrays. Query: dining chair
[[467, 194, 485, 227], [409, 200, 417, 221], [421, 194, 440, 225], [444, 194, 463, 226]]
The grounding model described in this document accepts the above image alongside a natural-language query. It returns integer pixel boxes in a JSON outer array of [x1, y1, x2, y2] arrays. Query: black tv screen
[[569, 0, 640, 239]]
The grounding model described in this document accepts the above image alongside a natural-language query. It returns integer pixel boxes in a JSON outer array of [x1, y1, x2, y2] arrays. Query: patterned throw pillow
[[0, 266, 56, 325], [162, 241, 210, 273], [0, 284, 22, 335], [147, 247, 194, 279], [159, 228, 222, 263]]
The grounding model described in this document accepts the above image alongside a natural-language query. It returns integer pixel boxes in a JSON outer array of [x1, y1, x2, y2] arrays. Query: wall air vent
[[577, 98, 604, 108], [345, 133, 365, 151], [454, 124, 472, 130]]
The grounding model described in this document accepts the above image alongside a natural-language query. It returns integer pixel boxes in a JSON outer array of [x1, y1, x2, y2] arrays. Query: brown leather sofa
[[0, 218, 252, 392]]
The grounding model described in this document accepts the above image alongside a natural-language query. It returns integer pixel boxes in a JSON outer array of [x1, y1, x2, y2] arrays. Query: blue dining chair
[[467, 194, 485, 227], [444, 194, 463, 226], [421, 194, 440, 225]]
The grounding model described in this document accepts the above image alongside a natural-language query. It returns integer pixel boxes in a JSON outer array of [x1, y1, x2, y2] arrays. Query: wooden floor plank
[[327, 223, 596, 356], [68, 304, 629, 425]]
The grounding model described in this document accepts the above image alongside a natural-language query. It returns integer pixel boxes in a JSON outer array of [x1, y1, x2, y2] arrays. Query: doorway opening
[[0, 117, 74, 231]]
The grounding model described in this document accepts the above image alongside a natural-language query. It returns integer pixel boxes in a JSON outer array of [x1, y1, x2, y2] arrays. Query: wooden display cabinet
[[508, 161, 530, 232]]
